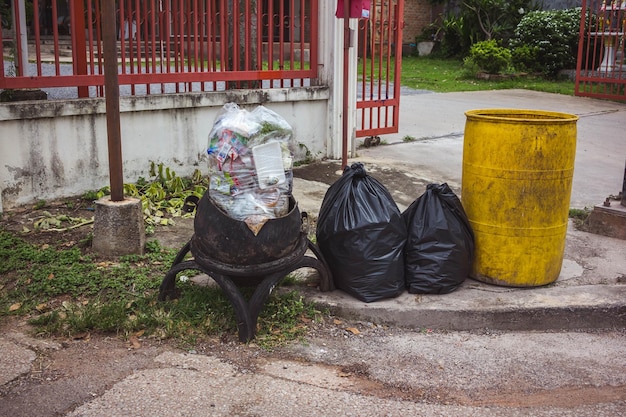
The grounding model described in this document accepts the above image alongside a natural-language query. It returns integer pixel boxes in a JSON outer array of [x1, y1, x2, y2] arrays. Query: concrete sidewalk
[[291, 89, 626, 331]]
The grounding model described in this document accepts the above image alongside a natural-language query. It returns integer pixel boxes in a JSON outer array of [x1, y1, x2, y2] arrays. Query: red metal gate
[[575, 0, 626, 101], [0, 0, 318, 97], [356, 0, 404, 138]]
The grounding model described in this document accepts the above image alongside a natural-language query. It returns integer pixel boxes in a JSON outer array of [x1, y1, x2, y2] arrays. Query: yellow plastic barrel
[[462, 109, 578, 287]]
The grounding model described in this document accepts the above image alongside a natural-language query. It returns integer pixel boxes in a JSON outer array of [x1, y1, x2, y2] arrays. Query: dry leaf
[[338, 372, 351, 377], [73, 332, 90, 340], [128, 336, 141, 349], [36, 303, 47, 311], [41, 244, 49, 250], [346, 327, 360, 335], [9, 302, 22, 311], [47, 273, 55, 280], [134, 330, 145, 337], [333, 319, 343, 325]]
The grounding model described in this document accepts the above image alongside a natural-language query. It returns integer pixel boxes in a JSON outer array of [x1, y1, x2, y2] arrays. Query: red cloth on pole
[[336, 0, 370, 19]]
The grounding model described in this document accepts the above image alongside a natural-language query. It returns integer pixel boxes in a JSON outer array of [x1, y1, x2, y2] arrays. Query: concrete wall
[[0, 87, 330, 212], [541, 0, 581, 10]]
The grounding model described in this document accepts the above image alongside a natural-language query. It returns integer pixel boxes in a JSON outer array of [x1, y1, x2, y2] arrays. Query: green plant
[[511, 44, 539, 72], [145, 239, 163, 254], [467, 40, 512, 74], [0, 1, 12, 29], [0, 1, 34, 29], [510, 8, 583, 77], [437, 13, 473, 57], [94, 162, 208, 228], [461, 0, 538, 43], [569, 207, 592, 230], [402, 135, 417, 142], [255, 291, 323, 349], [435, 0, 539, 57], [82, 187, 108, 201], [569, 207, 591, 221], [294, 143, 316, 166], [416, 23, 442, 42], [34, 199, 46, 210]]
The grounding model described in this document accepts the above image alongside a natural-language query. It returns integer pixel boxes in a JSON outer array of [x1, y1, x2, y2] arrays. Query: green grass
[[0, 229, 324, 348], [399, 56, 575, 95]]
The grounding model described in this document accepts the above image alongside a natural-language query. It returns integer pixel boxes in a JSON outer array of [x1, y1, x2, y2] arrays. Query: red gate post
[[71, 0, 89, 98]]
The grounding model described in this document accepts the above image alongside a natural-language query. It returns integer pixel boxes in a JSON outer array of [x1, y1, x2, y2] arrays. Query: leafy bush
[[0, 2, 11, 29], [511, 44, 540, 72], [510, 8, 582, 76], [436, 0, 540, 57], [467, 40, 512, 74], [438, 13, 476, 58]]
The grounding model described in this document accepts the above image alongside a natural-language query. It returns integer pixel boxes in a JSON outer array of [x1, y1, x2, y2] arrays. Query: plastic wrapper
[[402, 183, 475, 294], [206, 104, 295, 233], [316, 163, 406, 303]]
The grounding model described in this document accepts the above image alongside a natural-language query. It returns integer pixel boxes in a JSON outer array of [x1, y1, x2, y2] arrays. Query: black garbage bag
[[402, 183, 474, 294], [316, 163, 406, 303]]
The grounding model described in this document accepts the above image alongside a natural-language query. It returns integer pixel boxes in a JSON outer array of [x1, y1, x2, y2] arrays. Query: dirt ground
[[292, 159, 442, 210], [1, 161, 625, 416]]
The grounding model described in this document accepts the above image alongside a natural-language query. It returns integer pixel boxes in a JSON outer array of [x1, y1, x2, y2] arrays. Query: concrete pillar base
[[93, 197, 145, 256], [586, 203, 626, 241]]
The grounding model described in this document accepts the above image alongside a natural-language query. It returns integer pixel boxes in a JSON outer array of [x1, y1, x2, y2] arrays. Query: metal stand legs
[[158, 234, 333, 342]]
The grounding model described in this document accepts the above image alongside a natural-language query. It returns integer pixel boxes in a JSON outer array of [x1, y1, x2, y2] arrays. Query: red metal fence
[[356, 0, 403, 138], [1, 0, 318, 98], [575, 0, 626, 101]]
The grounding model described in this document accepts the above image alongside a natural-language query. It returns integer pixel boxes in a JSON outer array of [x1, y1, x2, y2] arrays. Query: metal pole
[[102, 0, 124, 201], [342, 0, 350, 169], [12, 0, 28, 76]]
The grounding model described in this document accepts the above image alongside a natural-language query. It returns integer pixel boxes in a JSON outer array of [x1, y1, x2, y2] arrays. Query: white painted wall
[[0, 87, 330, 211]]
